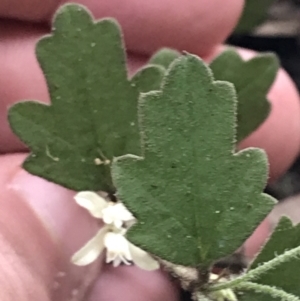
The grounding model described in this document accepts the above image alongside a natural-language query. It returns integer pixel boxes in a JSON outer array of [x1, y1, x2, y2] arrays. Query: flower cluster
[[71, 191, 159, 270]]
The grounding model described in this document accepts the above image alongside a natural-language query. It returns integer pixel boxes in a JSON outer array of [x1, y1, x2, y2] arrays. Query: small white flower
[[102, 203, 134, 229], [71, 227, 159, 270], [74, 191, 134, 228], [71, 191, 159, 271], [104, 231, 132, 266]]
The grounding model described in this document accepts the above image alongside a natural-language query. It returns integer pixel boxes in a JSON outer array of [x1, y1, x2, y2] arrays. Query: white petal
[[102, 214, 114, 225], [106, 250, 117, 264], [74, 191, 108, 218], [101, 203, 134, 228], [104, 232, 131, 255], [113, 219, 123, 229], [71, 227, 108, 266], [104, 232, 132, 263], [112, 257, 122, 267], [128, 243, 160, 271], [113, 203, 134, 221]]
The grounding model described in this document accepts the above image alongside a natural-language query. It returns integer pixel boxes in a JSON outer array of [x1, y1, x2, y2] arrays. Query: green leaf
[[149, 48, 279, 142], [149, 48, 181, 69], [8, 4, 162, 192], [112, 54, 275, 268], [235, 0, 275, 34], [131, 65, 165, 93], [240, 217, 300, 301], [210, 49, 279, 142]]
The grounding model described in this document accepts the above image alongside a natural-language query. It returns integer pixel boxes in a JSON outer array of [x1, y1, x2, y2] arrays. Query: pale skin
[[0, 0, 300, 300]]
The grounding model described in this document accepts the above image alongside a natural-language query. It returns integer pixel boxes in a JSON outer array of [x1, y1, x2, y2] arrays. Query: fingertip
[[89, 264, 180, 301]]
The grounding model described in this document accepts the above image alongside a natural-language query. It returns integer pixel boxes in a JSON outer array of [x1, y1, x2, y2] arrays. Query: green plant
[[8, 4, 298, 301]]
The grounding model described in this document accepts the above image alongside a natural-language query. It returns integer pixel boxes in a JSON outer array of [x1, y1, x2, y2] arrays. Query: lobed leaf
[[112, 54, 275, 268], [149, 48, 181, 69], [8, 4, 163, 192], [210, 49, 279, 141], [150, 48, 279, 142]]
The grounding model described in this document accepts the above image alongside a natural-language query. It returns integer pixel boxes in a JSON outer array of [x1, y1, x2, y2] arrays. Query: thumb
[[0, 153, 101, 300]]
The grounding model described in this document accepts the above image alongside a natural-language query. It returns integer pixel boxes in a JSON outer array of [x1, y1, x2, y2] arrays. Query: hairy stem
[[209, 245, 300, 291], [237, 282, 300, 301]]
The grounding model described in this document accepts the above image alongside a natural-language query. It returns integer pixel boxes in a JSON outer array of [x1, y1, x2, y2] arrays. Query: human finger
[[0, 153, 179, 301], [0, 0, 244, 57], [87, 265, 178, 301], [0, 153, 101, 300]]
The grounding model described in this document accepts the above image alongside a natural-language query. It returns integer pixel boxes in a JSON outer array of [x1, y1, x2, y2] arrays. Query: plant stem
[[209, 245, 300, 291], [237, 282, 300, 301]]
